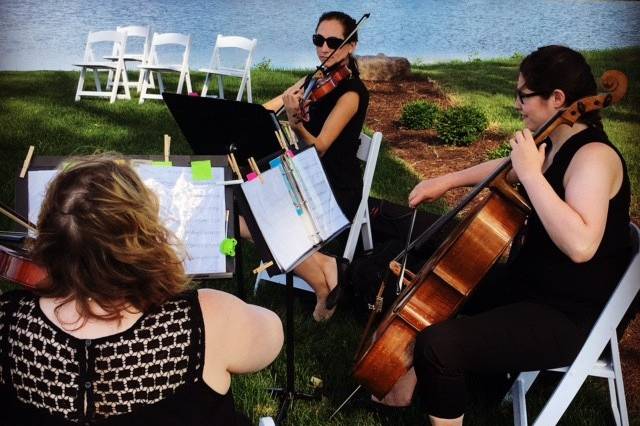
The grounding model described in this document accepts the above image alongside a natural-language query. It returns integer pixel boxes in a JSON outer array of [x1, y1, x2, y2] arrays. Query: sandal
[[325, 256, 350, 310]]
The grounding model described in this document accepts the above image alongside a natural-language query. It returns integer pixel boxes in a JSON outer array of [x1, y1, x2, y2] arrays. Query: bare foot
[[371, 368, 416, 407]]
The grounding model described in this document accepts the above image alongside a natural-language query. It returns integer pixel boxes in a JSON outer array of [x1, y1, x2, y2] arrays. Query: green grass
[[1, 48, 639, 425]]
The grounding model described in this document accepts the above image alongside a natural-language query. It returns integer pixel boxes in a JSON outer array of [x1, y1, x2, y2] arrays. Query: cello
[[351, 70, 629, 399]]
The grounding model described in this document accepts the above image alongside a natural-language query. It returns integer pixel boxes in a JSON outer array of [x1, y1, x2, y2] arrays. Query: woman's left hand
[[509, 128, 547, 183]]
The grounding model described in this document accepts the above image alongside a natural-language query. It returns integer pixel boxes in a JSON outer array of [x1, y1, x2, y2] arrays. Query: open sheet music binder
[[238, 146, 350, 274]]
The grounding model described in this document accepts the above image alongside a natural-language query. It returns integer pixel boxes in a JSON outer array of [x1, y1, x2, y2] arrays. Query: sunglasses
[[515, 89, 542, 104], [312, 34, 345, 50]]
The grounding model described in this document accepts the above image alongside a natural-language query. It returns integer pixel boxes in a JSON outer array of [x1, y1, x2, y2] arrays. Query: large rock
[[356, 54, 411, 81]]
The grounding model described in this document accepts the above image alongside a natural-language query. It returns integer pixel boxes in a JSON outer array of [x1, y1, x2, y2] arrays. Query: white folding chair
[[105, 25, 152, 93], [254, 131, 383, 293], [74, 30, 131, 103], [507, 223, 639, 426], [138, 32, 192, 104], [199, 34, 257, 102]]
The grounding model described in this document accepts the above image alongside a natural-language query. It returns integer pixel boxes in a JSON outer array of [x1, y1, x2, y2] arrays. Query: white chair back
[[138, 32, 192, 103], [200, 34, 257, 102], [74, 30, 131, 103]]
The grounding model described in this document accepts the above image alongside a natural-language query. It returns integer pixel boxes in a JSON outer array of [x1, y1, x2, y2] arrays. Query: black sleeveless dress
[[0, 290, 251, 426], [302, 71, 369, 221], [509, 125, 632, 326]]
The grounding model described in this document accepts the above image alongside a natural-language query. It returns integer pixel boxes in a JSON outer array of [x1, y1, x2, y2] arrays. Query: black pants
[[412, 271, 591, 419]]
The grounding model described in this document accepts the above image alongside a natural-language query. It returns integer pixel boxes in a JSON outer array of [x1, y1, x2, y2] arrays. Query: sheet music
[[27, 169, 58, 229], [241, 167, 313, 271], [290, 148, 349, 240], [27, 165, 227, 275], [135, 165, 226, 275]]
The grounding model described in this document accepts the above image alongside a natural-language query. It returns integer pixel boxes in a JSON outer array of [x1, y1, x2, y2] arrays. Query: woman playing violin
[[375, 45, 632, 424], [246, 11, 369, 321]]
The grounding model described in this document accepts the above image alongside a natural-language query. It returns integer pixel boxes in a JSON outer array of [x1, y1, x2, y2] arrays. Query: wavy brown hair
[[30, 154, 191, 325]]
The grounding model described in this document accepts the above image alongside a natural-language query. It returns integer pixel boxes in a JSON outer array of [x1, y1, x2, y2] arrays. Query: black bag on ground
[[347, 198, 444, 319]]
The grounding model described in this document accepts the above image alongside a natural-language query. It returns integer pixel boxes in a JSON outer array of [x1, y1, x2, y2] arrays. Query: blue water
[[1, 0, 639, 70]]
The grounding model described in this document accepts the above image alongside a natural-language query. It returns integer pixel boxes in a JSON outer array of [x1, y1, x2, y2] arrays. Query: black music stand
[[164, 93, 320, 422]]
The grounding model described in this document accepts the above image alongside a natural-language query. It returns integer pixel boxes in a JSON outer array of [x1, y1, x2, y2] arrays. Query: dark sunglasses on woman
[[312, 34, 345, 50]]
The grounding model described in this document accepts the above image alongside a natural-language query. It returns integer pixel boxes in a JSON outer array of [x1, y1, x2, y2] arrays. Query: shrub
[[486, 142, 512, 159], [400, 100, 439, 130], [435, 105, 488, 146]]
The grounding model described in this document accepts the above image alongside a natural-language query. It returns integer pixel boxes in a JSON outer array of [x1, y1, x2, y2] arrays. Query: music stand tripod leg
[[234, 196, 245, 301], [268, 271, 318, 424]]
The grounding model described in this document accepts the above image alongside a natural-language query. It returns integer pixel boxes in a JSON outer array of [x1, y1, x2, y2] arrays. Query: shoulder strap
[[183, 290, 206, 381]]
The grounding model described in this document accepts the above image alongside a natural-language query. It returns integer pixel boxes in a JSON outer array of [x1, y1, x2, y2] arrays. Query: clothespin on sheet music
[[283, 123, 299, 150], [164, 134, 171, 162], [227, 154, 243, 180], [19, 145, 35, 178], [252, 261, 274, 274], [248, 157, 264, 183], [274, 130, 287, 150]]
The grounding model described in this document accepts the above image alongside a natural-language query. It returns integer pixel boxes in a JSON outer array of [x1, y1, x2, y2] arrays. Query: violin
[[0, 243, 47, 289], [298, 61, 352, 122], [0, 203, 47, 290], [351, 70, 629, 399]]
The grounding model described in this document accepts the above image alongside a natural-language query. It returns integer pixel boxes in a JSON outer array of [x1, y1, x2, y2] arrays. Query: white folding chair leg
[[246, 73, 252, 103], [609, 336, 629, 426], [139, 69, 150, 104], [202, 74, 211, 97], [512, 375, 529, 426], [75, 69, 86, 101], [258, 417, 275, 426], [106, 69, 114, 89], [157, 73, 165, 94], [186, 71, 193, 93], [236, 73, 248, 101], [109, 67, 121, 103], [218, 74, 224, 99], [361, 208, 373, 251], [93, 70, 102, 92]]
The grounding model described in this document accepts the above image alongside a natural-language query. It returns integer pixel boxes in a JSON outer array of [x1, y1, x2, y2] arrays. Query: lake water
[[1, 0, 639, 70]]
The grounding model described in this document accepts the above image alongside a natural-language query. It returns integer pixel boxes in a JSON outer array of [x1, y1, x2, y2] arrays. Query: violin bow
[[0, 201, 37, 233]]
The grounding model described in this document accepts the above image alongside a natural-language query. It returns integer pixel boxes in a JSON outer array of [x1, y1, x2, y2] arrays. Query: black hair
[[520, 45, 602, 128], [316, 11, 360, 76]]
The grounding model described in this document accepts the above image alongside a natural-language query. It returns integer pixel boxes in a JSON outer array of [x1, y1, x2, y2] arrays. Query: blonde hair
[[30, 154, 191, 324]]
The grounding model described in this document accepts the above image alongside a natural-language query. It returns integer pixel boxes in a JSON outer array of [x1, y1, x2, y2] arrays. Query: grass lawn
[[1, 47, 638, 425]]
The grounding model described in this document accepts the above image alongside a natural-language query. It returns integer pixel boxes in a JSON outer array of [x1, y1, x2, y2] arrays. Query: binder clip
[[219, 238, 237, 257]]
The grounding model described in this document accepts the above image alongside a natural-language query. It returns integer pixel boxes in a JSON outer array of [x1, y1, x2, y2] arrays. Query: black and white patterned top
[[0, 290, 249, 426]]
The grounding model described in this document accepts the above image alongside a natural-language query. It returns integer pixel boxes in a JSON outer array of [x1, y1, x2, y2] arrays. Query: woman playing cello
[[375, 45, 632, 424]]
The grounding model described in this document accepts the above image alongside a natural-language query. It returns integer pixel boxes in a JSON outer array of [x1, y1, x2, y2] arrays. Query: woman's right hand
[[282, 86, 303, 126], [408, 175, 451, 208]]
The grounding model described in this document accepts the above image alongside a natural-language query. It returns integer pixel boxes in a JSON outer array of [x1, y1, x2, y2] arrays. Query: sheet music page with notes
[[290, 148, 349, 241], [241, 167, 313, 271], [27, 166, 227, 275], [135, 165, 226, 275]]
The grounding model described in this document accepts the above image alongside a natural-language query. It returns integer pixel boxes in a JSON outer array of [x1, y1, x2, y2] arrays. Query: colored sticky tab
[[152, 161, 173, 167], [246, 172, 257, 181], [269, 157, 282, 169], [191, 160, 213, 181], [286, 150, 295, 158]]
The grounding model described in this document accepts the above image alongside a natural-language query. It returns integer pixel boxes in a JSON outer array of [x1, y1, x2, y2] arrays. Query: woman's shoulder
[[342, 74, 368, 95]]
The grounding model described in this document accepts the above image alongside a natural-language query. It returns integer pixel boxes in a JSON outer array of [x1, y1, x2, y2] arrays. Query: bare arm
[[408, 157, 506, 207], [198, 289, 283, 391], [290, 91, 359, 154]]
